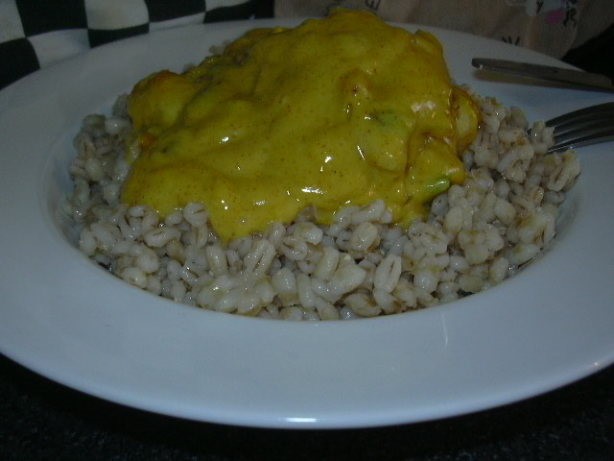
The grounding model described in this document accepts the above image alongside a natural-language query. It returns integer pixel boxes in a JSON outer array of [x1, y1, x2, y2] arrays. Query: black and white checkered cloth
[[0, 0, 272, 89]]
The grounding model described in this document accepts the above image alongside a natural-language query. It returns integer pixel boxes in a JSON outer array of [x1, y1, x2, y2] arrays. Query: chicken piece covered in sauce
[[123, 9, 479, 241]]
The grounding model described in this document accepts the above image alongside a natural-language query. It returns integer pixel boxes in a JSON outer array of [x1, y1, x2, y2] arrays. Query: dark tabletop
[[1, 354, 612, 460]]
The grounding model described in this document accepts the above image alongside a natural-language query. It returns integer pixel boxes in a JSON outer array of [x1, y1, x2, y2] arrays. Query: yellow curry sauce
[[122, 9, 479, 241]]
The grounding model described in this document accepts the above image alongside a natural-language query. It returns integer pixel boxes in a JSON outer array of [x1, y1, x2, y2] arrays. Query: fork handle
[[472, 58, 614, 93]]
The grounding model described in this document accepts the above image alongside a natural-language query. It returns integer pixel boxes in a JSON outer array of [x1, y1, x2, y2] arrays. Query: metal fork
[[545, 102, 614, 152]]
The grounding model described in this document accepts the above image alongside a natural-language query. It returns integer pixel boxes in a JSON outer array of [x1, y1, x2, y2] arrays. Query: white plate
[[0, 19, 612, 429]]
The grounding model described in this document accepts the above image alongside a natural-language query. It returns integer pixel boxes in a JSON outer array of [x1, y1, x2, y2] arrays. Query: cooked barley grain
[[63, 94, 580, 320]]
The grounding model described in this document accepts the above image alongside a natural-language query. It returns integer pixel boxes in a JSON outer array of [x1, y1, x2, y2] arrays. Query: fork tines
[[547, 102, 614, 152]]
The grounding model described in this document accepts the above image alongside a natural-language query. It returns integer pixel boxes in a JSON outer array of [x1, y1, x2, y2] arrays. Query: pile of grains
[[62, 93, 581, 320]]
